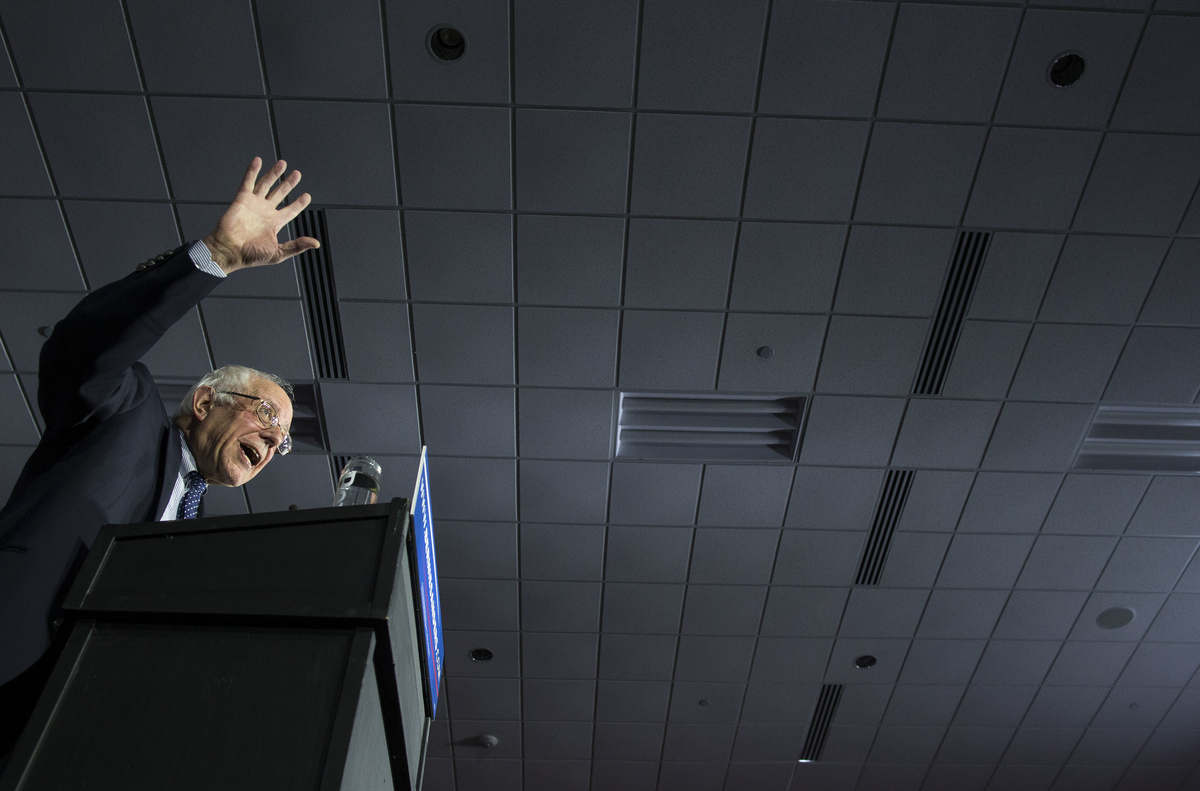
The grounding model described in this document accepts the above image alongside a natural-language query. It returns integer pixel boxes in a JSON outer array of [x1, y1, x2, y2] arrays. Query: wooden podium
[[0, 499, 433, 791]]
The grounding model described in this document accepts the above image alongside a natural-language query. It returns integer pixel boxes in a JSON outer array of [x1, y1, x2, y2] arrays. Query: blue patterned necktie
[[176, 470, 208, 520]]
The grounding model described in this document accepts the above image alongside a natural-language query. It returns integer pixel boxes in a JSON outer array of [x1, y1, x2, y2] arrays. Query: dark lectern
[[0, 499, 432, 791]]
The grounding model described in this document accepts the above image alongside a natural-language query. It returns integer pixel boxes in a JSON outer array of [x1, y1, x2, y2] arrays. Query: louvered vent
[[855, 469, 914, 586], [616, 393, 805, 462], [799, 684, 844, 762], [1075, 406, 1200, 473], [294, 209, 349, 380], [912, 231, 991, 395]]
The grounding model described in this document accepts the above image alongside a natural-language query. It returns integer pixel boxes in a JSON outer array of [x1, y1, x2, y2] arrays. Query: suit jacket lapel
[[151, 425, 183, 522]]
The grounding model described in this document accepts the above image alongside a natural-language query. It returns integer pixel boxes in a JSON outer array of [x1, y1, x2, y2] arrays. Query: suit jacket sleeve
[[37, 247, 224, 434]]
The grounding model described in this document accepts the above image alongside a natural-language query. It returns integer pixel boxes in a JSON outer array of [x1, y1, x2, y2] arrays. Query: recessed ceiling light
[[1096, 606, 1135, 630], [854, 655, 877, 669], [756, 346, 774, 359], [1049, 52, 1085, 87], [429, 26, 466, 62], [469, 647, 493, 662]]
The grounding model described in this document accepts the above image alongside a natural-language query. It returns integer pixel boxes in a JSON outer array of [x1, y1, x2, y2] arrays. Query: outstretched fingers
[[278, 191, 312, 225], [239, 157, 263, 193], [253, 159, 287, 197], [266, 169, 301, 207], [278, 236, 321, 262]]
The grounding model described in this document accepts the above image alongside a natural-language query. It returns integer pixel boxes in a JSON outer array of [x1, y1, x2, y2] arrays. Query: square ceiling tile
[[521, 580, 602, 631], [404, 211, 512, 302], [126, 0, 264, 94], [602, 583, 685, 633], [339, 302, 413, 382], [452, 758, 521, 791], [885, 684, 966, 726], [0, 94, 51, 195], [521, 524, 604, 581], [518, 388, 614, 460], [1040, 235, 1169, 323], [757, 0, 891, 117], [740, 682, 820, 724], [273, 100, 396, 206], [519, 459, 610, 523], [447, 677, 521, 720], [423, 456, 516, 521], [815, 316, 927, 395], [743, 119, 868, 222], [995, 10, 1141, 127], [523, 632, 598, 679], [419, 385, 514, 457], [1042, 474, 1149, 535], [395, 105, 510, 211], [941, 321, 1030, 399], [965, 128, 1101, 231], [523, 679, 596, 721], [1069, 728, 1153, 767], [958, 472, 1062, 533], [899, 640, 987, 685], [918, 590, 1008, 639], [674, 635, 757, 681], [829, 684, 892, 727], [323, 209, 405, 300], [968, 233, 1063, 322], [937, 534, 1035, 589], [1, 200, 83, 291], [524, 724, 594, 759], [1, 0, 138, 90], [608, 464, 701, 526], [798, 395, 905, 467], [993, 591, 1088, 640], [1107, 328, 1200, 403], [516, 216, 625, 306], [411, 304, 513, 384], [605, 526, 694, 582], [826, 638, 911, 684], [1139, 240, 1200, 325], [443, 630, 519, 678], [1002, 727, 1084, 766], [0, 292, 84, 372], [936, 726, 1015, 765], [202, 484, 248, 517], [759, 586, 848, 638], [877, 4, 1020, 122], [1159, 691, 1200, 730], [878, 533, 952, 589], [256, 0, 386, 98], [630, 113, 751, 217], [1008, 323, 1129, 402], [728, 222, 844, 313], [618, 310, 724, 390], [1118, 643, 1200, 688], [867, 726, 946, 764], [202, 297, 312, 379], [718, 313, 825, 392], [386, 0, 509, 103], [1127, 478, 1200, 536], [139, 308, 211, 380], [956, 686, 1039, 728], [668, 681, 746, 724], [662, 723, 735, 762], [518, 307, 618, 388], [29, 93, 165, 200], [636, 0, 766, 112], [1097, 537, 1198, 592], [1017, 535, 1118, 590], [592, 760, 660, 790], [431, 521, 517, 579], [1135, 729, 1200, 768], [854, 122, 987, 225], [1069, 592, 1166, 642], [1023, 686, 1109, 728], [514, 0, 636, 106], [1175, 553, 1200, 593], [839, 588, 930, 639], [923, 764, 995, 791], [515, 110, 631, 214], [892, 399, 1002, 469], [688, 528, 779, 584], [751, 637, 833, 684], [773, 530, 865, 587], [623, 219, 734, 310], [439, 579, 519, 632], [981, 402, 1094, 472], [697, 465, 792, 528], [680, 586, 768, 636], [1110, 17, 1200, 134], [896, 471, 975, 533], [972, 641, 1061, 685], [834, 226, 956, 317], [67, 196, 182, 285], [786, 466, 884, 531], [594, 722, 664, 761], [1146, 594, 1200, 642], [659, 762, 726, 791]]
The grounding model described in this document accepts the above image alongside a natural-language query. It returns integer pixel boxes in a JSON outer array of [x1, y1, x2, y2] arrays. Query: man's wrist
[[202, 235, 239, 275]]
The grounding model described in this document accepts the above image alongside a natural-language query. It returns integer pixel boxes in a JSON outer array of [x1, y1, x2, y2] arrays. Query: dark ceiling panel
[[515, 109, 631, 214], [273, 100, 396, 206], [0, 291, 83, 371], [515, 215, 624, 306], [386, 0, 510, 104], [629, 113, 751, 218], [608, 465, 701, 527], [64, 200, 180, 289], [395, 105, 511, 211], [522, 524, 605, 581], [517, 388, 614, 460], [125, 0, 264, 94], [1015, 534, 1118, 590], [742, 118, 868, 222], [1041, 473, 1149, 535], [243, 452, 333, 512], [513, 0, 636, 107], [815, 315, 927, 395], [602, 583, 684, 633], [785, 466, 883, 531], [151, 97, 276, 202], [419, 384, 515, 457], [957, 471, 1062, 533], [604, 526, 693, 581], [0, 0, 138, 90], [425, 456, 516, 521], [517, 307, 618, 388], [617, 310, 723, 390], [0, 199, 84, 291], [1104, 327, 1200, 404], [834, 226, 955, 317], [1007, 323, 1128, 402], [717, 313, 825, 392], [319, 381, 420, 454], [518, 459, 610, 523], [405, 210, 512, 302], [697, 464, 792, 527], [324, 209, 406, 300], [968, 232, 1062, 322], [0, 93, 50, 195], [980, 402, 1094, 471], [1074, 133, 1200, 235], [201, 296, 312, 380], [625, 218, 734, 309], [436, 522, 517, 579], [256, 0, 386, 99], [797, 395, 905, 467], [411, 304, 514, 384], [339, 302, 413, 382], [1111, 16, 1200, 134], [1139, 239, 1200, 325], [728, 222, 844, 313], [139, 309, 211, 380], [940, 321, 1029, 399], [1126, 477, 1200, 536]]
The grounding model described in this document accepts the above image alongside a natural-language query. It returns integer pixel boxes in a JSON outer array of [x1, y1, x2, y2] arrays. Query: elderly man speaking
[[0, 158, 319, 757]]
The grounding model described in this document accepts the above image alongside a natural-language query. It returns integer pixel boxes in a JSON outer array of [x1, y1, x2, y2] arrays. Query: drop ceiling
[[1, 0, 1200, 790]]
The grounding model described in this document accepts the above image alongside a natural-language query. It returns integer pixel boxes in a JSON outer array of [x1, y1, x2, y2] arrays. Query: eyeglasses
[[218, 391, 292, 456]]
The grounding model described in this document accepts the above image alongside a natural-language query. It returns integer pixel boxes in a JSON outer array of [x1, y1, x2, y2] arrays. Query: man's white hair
[[174, 365, 294, 420]]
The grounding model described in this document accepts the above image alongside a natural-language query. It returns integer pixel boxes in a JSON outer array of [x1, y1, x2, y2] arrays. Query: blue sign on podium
[[411, 447, 443, 717]]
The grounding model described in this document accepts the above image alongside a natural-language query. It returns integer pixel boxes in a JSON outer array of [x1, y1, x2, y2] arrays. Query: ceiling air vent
[[855, 469, 914, 586], [912, 231, 991, 395], [294, 209, 349, 380], [1075, 406, 1200, 473], [616, 393, 805, 462], [799, 684, 844, 762]]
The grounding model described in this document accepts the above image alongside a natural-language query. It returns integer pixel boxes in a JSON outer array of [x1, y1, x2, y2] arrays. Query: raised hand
[[203, 157, 320, 275]]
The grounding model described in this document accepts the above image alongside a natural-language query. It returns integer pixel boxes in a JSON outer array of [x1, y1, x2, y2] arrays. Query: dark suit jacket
[[0, 246, 222, 685]]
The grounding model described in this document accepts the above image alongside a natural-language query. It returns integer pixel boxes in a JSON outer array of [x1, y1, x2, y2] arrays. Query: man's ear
[[191, 386, 216, 421]]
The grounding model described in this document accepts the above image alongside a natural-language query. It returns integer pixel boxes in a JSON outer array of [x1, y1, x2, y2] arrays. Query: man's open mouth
[[240, 443, 261, 466]]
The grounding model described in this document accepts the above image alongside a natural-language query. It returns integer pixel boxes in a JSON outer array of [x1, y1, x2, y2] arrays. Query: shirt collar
[[178, 427, 198, 477]]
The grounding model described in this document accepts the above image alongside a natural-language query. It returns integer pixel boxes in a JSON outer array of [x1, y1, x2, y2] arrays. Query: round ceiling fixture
[[757, 346, 775, 359], [469, 647, 494, 662], [429, 26, 466, 62], [1096, 606, 1135, 630], [476, 734, 499, 748], [854, 655, 877, 669], [1049, 52, 1085, 87], [698, 699, 711, 707]]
